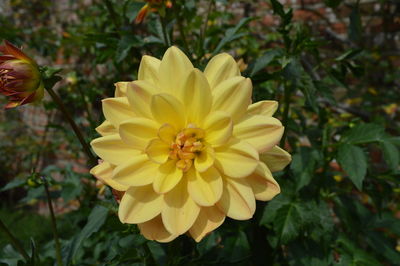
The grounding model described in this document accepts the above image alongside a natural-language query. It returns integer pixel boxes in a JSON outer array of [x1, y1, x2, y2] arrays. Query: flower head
[[90, 47, 291, 242], [135, 0, 172, 24], [0, 40, 44, 109]]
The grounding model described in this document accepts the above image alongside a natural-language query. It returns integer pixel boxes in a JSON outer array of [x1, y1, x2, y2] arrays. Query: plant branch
[[280, 82, 292, 147], [42, 176, 63, 266], [159, 15, 171, 47], [45, 86, 97, 167], [0, 218, 30, 261]]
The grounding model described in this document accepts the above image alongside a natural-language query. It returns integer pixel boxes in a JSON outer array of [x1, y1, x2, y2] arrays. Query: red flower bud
[[0, 40, 44, 109]]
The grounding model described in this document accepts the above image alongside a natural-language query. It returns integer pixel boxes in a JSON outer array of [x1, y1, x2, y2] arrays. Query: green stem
[[199, 0, 214, 56], [103, 0, 120, 30], [42, 177, 63, 266], [0, 218, 30, 261], [280, 82, 292, 147], [173, 1, 190, 54], [159, 15, 171, 47], [45, 86, 97, 167]]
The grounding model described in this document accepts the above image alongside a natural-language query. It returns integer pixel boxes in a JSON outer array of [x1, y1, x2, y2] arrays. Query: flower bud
[[135, 0, 172, 24], [0, 40, 44, 109]]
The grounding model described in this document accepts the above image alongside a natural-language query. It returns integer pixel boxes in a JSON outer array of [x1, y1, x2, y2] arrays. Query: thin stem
[[76, 85, 96, 130], [42, 177, 63, 266], [103, 0, 120, 30], [199, 0, 214, 55], [280, 83, 292, 147], [0, 218, 30, 261], [45, 86, 97, 167], [159, 15, 171, 47], [173, 1, 190, 54]]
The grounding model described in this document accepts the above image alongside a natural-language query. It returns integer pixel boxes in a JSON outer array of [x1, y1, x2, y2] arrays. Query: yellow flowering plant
[[90, 46, 291, 242]]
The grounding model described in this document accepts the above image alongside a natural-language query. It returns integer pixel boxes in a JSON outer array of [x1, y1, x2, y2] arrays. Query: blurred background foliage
[[0, 0, 399, 265]]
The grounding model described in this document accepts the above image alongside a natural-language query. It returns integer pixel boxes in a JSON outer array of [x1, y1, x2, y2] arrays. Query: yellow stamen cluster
[[169, 125, 205, 172]]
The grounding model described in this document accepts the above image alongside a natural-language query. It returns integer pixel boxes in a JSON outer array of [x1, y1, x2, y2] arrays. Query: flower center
[[169, 124, 205, 172]]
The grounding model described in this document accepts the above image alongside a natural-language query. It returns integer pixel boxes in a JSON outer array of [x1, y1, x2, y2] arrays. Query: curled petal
[[119, 117, 158, 149], [179, 69, 212, 124], [158, 46, 193, 94], [246, 100, 278, 117], [150, 93, 185, 130], [217, 177, 255, 220], [212, 76, 252, 122], [114, 82, 129, 97], [126, 80, 158, 118], [162, 179, 200, 235], [119, 186, 163, 223], [153, 160, 183, 193], [90, 161, 128, 191], [189, 207, 225, 242], [146, 139, 170, 164], [204, 53, 240, 89], [194, 144, 215, 172], [158, 123, 177, 144], [138, 216, 178, 243], [260, 146, 292, 172], [95, 120, 117, 136], [234, 115, 284, 153], [113, 154, 159, 187], [90, 134, 141, 165], [138, 55, 161, 85], [102, 97, 135, 127], [203, 111, 233, 147], [214, 139, 259, 178], [247, 162, 280, 201], [187, 167, 222, 207]]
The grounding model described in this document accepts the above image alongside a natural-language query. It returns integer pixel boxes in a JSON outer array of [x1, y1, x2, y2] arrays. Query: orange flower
[[0, 40, 43, 109], [135, 0, 172, 24]]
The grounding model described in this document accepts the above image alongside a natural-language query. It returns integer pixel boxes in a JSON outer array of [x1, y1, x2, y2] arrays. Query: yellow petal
[[260, 146, 292, 172], [187, 167, 222, 206], [126, 80, 158, 118], [246, 100, 278, 117], [212, 76, 252, 122], [138, 55, 161, 85], [138, 216, 178, 243], [119, 186, 163, 223], [247, 162, 280, 201], [91, 134, 141, 165], [112, 154, 159, 186], [204, 53, 240, 89], [102, 97, 135, 128], [114, 82, 130, 97], [214, 139, 259, 178], [158, 123, 177, 144], [150, 94, 185, 130], [158, 46, 193, 94], [194, 144, 215, 172], [146, 139, 170, 164], [234, 115, 284, 153], [162, 179, 200, 235], [95, 120, 117, 136], [179, 69, 212, 124], [119, 117, 158, 150], [90, 162, 128, 191], [217, 177, 255, 220], [153, 160, 183, 193], [203, 111, 233, 147], [189, 206, 225, 242]]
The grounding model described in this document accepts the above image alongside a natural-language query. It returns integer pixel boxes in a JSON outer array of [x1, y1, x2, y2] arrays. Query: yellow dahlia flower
[[90, 47, 291, 242]]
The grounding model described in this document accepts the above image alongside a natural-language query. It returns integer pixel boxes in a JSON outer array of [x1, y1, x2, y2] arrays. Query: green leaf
[[337, 144, 367, 190], [274, 201, 303, 243], [147, 241, 166, 265], [270, 0, 285, 17], [213, 17, 253, 55], [335, 48, 363, 61], [380, 140, 399, 171], [246, 48, 283, 77], [0, 178, 25, 192], [220, 231, 250, 263], [290, 147, 320, 191], [126, 2, 146, 23], [63, 205, 109, 264], [341, 123, 385, 145], [336, 235, 380, 266]]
